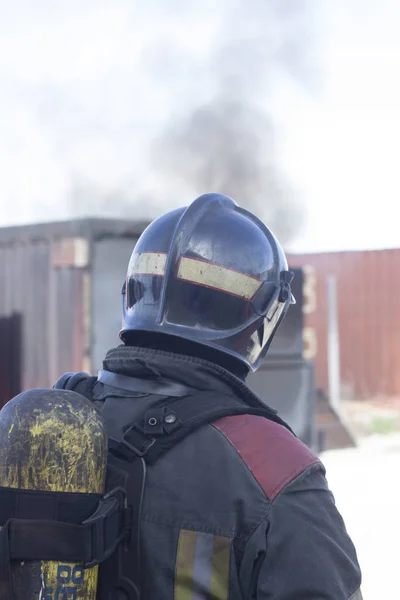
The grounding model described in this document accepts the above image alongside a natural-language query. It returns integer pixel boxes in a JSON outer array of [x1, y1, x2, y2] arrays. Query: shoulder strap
[[54, 371, 294, 465], [54, 371, 97, 401], [54, 369, 197, 400], [97, 369, 197, 397], [109, 391, 294, 465]]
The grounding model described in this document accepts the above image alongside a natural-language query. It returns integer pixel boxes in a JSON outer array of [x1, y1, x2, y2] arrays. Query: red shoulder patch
[[213, 414, 320, 502]]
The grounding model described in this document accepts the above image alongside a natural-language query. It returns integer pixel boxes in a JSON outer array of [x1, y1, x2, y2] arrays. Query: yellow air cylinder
[[0, 388, 108, 600]]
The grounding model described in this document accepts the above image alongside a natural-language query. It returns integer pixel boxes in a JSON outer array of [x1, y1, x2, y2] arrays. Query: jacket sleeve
[[239, 466, 363, 599]]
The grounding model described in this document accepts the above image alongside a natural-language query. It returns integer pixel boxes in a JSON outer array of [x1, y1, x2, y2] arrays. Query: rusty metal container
[[0, 218, 147, 403], [287, 248, 400, 401]]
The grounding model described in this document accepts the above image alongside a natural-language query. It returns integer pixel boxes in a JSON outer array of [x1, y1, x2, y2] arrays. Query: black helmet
[[120, 193, 295, 372]]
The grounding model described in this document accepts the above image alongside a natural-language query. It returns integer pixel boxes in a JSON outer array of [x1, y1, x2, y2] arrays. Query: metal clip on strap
[[109, 429, 157, 460]]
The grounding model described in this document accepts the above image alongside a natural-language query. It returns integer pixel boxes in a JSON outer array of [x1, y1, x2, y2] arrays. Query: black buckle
[[118, 422, 158, 458], [83, 487, 128, 568], [121, 436, 156, 458]]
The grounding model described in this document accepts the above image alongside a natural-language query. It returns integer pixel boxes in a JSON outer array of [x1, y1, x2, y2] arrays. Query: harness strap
[[0, 486, 128, 599], [108, 391, 294, 465], [97, 369, 196, 398]]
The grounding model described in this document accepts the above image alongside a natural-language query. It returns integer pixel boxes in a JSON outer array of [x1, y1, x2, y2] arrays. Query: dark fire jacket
[[85, 345, 362, 600]]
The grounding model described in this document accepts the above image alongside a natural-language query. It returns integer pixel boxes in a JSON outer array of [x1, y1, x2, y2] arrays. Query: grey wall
[[247, 359, 316, 446], [92, 237, 137, 372]]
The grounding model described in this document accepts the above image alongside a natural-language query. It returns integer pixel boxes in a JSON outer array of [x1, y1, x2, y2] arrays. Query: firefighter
[[56, 193, 362, 599]]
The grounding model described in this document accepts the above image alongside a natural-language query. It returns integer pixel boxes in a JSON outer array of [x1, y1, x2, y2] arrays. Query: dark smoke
[[151, 94, 303, 244], [150, 0, 319, 244]]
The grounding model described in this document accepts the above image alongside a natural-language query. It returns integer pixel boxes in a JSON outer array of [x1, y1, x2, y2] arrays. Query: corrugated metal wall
[[0, 238, 87, 391], [287, 249, 400, 400]]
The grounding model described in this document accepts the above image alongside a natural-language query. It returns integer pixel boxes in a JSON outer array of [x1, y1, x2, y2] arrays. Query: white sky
[[288, 0, 400, 252], [0, 0, 399, 252]]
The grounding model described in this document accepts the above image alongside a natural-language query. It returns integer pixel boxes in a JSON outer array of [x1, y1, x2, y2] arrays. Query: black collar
[[102, 345, 268, 410]]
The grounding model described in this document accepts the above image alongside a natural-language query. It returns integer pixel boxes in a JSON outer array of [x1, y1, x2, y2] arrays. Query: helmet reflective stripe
[[128, 252, 167, 276], [129, 252, 263, 301], [177, 257, 262, 300]]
